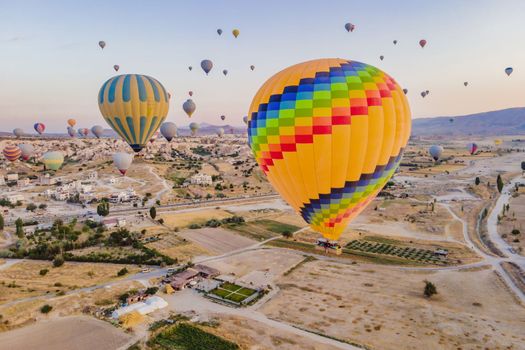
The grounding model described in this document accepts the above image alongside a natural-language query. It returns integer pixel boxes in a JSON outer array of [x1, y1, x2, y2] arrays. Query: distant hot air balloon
[[189, 122, 199, 136], [426, 90, 430, 95], [217, 128, 225, 137], [232, 29, 240, 38], [18, 144, 34, 161], [98, 41, 106, 49], [3, 145, 21, 162], [393, 40, 397, 45], [250, 65, 255, 71], [188, 66, 192, 71], [67, 118, 76, 127], [467, 143, 478, 155], [505, 67, 513, 76], [449, 118, 454, 123], [42, 151, 64, 171], [82, 128, 90, 137], [421, 91, 427, 98], [379, 55, 384, 61], [344, 23, 355, 32], [220, 115, 226, 121], [98, 74, 169, 152], [201, 59, 213, 75], [403, 88, 408, 95], [149, 131, 160, 144], [248, 58, 411, 241], [521, 161, 525, 172], [113, 152, 134, 175], [183, 99, 196, 118], [494, 139, 503, 146], [243, 116, 248, 125], [13, 128, 24, 138], [34, 123, 45, 135], [67, 127, 76, 137], [91, 125, 104, 138], [223, 69, 228, 76], [113, 65, 120, 72], [168, 92, 171, 100], [160, 122, 177, 141], [188, 91, 193, 97], [464, 81, 468, 86], [217, 29, 223, 36], [429, 145, 443, 161], [419, 39, 427, 48]]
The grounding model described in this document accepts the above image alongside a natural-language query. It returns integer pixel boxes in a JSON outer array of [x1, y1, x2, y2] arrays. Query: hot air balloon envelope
[[160, 122, 177, 141], [201, 60, 213, 75], [98, 74, 170, 152], [248, 58, 411, 241], [429, 145, 443, 161], [13, 128, 24, 138], [232, 29, 240, 38], [42, 151, 64, 171], [18, 144, 34, 161], [3, 145, 21, 162], [91, 125, 104, 138], [467, 143, 478, 155], [183, 99, 196, 118], [34, 123, 45, 135], [113, 152, 133, 175]]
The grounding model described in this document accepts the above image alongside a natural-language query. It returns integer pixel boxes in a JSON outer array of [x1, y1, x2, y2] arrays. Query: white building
[[189, 173, 212, 186], [6, 173, 18, 182], [86, 171, 98, 182]]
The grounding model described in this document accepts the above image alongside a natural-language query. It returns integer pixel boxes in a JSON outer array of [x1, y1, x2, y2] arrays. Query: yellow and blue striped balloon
[[98, 74, 169, 152]]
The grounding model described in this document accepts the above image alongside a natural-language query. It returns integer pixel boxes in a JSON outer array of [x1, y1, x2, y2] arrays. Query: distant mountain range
[[2, 108, 525, 138], [412, 107, 525, 136]]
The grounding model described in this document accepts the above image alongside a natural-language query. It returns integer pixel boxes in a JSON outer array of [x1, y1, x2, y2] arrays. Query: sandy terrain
[[145, 231, 211, 261], [0, 316, 132, 350], [261, 260, 525, 350], [204, 249, 304, 280], [500, 191, 525, 255], [179, 227, 257, 254]]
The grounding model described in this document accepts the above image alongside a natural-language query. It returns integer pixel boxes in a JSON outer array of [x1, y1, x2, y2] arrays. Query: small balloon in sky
[[379, 55, 384, 61], [188, 91, 193, 97], [98, 41, 106, 49], [183, 99, 196, 118], [505, 67, 513, 76], [403, 88, 408, 95], [232, 29, 240, 38], [188, 66, 192, 71], [464, 81, 468, 86], [393, 40, 397, 45], [223, 69, 228, 76], [344, 23, 355, 32], [250, 65, 255, 71], [419, 39, 427, 48], [217, 28, 223, 36], [421, 91, 427, 98], [201, 59, 213, 75], [34, 123, 45, 135], [113, 65, 120, 72], [220, 115, 226, 121]]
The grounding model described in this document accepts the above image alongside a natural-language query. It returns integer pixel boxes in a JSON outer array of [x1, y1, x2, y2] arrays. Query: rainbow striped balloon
[[98, 74, 169, 152], [3, 145, 21, 162], [248, 59, 411, 240]]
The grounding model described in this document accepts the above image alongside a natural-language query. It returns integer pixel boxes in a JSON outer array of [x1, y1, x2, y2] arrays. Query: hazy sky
[[1, 0, 524, 132]]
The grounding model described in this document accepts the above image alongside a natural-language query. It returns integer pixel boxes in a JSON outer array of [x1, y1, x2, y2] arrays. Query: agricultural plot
[[150, 323, 239, 350], [345, 240, 443, 264], [208, 282, 258, 304], [226, 219, 300, 241]]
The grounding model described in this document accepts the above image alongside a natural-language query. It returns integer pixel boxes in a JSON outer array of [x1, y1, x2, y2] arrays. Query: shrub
[[423, 280, 437, 298], [117, 268, 129, 276], [52, 255, 65, 267], [39, 269, 49, 276], [40, 304, 53, 314], [511, 229, 520, 235]]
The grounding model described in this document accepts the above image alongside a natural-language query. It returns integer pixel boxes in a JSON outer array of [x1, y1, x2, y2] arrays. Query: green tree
[[475, 177, 480, 186], [53, 255, 65, 267], [424, 280, 437, 298], [26, 203, 37, 212], [150, 206, 157, 220], [497, 174, 504, 193], [0, 213, 4, 231], [117, 268, 128, 276], [282, 230, 293, 239], [97, 201, 110, 217], [40, 305, 53, 314], [15, 218, 24, 237]]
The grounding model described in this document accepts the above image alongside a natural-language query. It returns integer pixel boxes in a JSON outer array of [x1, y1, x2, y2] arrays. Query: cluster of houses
[[185, 173, 213, 186]]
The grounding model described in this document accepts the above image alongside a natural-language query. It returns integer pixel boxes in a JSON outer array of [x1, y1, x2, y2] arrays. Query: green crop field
[[345, 240, 443, 264], [150, 323, 239, 350], [208, 282, 258, 304]]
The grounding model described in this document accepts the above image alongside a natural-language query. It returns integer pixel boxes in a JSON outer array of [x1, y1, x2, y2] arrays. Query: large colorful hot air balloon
[[18, 144, 34, 161], [99, 41, 106, 49], [13, 128, 24, 138], [189, 122, 199, 136], [429, 145, 443, 161], [98, 74, 169, 152], [248, 58, 411, 241], [183, 99, 196, 118], [467, 142, 478, 155], [113, 152, 133, 175], [34, 123, 45, 135], [67, 118, 76, 127], [419, 39, 427, 48], [505, 67, 513, 76], [91, 125, 104, 138], [201, 60, 213, 75], [42, 151, 64, 171], [344, 23, 355, 32], [232, 29, 240, 38], [3, 145, 21, 162], [67, 127, 76, 137], [160, 122, 177, 141]]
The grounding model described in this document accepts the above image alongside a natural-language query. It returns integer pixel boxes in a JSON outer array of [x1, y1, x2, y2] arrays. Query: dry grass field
[[0, 261, 139, 304], [261, 260, 525, 350], [145, 231, 211, 261], [178, 227, 257, 254], [159, 209, 232, 229]]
